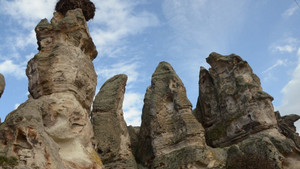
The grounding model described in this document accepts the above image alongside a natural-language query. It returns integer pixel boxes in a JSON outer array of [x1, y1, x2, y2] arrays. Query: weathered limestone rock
[[137, 62, 225, 169], [0, 9, 103, 169], [92, 74, 138, 169], [195, 52, 278, 147], [226, 128, 300, 169], [27, 8, 97, 110], [275, 111, 300, 148], [0, 73, 5, 98]]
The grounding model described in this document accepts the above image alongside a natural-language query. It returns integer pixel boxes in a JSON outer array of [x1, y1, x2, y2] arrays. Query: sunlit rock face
[[92, 74, 138, 169], [0, 9, 103, 169], [195, 52, 278, 147], [136, 62, 226, 169]]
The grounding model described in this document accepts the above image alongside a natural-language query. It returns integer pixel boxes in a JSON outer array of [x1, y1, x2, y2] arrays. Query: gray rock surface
[[275, 111, 300, 148], [136, 62, 225, 169], [195, 52, 278, 147], [92, 74, 138, 169], [127, 125, 140, 158], [0, 73, 5, 98], [226, 128, 300, 169], [0, 9, 103, 169]]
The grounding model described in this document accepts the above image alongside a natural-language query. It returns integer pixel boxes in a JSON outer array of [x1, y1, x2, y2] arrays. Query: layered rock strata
[[0, 9, 103, 169], [0, 73, 5, 98], [136, 62, 226, 169], [195, 52, 278, 147], [92, 74, 138, 169]]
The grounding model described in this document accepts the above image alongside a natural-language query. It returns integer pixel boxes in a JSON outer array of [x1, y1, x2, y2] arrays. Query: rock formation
[[275, 111, 300, 148], [136, 62, 226, 169], [196, 52, 300, 169], [0, 8, 103, 169], [0, 73, 5, 98], [195, 52, 278, 147], [92, 74, 138, 169]]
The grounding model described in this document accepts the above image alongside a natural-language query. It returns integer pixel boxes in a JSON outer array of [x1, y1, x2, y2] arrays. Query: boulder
[[136, 62, 225, 169], [0, 9, 103, 169], [92, 74, 138, 169], [0, 73, 5, 98], [275, 111, 300, 148], [195, 52, 278, 147]]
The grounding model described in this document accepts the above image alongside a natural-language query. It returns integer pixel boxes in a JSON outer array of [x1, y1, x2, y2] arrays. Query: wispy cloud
[[90, 0, 159, 57], [0, 0, 56, 29], [262, 59, 287, 74], [123, 92, 143, 126], [96, 60, 140, 85], [282, 5, 299, 17], [277, 47, 300, 132], [0, 60, 26, 79], [271, 37, 299, 53]]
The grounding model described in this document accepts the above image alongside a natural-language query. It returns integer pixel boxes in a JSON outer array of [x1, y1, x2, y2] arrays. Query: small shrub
[[0, 155, 18, 168], [55, 0, 96, 21]]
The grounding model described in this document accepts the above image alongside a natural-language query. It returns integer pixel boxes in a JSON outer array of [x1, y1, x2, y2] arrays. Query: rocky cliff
[[0, 8, 103, 169], [0, 1, 300, 169]]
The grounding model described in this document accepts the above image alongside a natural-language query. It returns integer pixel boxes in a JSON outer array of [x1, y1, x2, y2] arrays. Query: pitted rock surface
[[92, 74, 138, 169], [26, 8, 97, 110], [195, 52, 278, 147], [0, 9, 103, 169], [136, 62, 225, 169]]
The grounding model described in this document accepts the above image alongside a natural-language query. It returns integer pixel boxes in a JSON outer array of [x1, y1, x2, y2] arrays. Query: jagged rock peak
[[196, 52, 278, 147], [0, 9, 103, 169], [137, 61, 225, 169], [0, 73, 5, 98], [27, 8, 97, 110], [92, 74, 138, 169]]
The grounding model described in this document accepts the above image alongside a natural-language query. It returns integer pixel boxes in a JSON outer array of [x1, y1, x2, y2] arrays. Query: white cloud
[[283, 5, 299, 17], [263, 59, 287, 74], [278, 47, 300, 133], [0, 60, 26, 79], [96, 61, 140, 85], [90, 0, 159, 57], [0, 0, 56, 29], [162, 0, 248, 52], [275, 45, 296, 53], [271, 37, 299, 53], [123, 92, 143, 126]]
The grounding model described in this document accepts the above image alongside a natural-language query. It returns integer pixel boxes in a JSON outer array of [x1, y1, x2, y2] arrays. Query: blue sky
[[0, 0, 300, 131]]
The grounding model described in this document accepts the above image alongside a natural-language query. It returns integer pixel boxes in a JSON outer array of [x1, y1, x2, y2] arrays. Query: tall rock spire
[[0, 8, 103, 169], [91, 74, 138, 169], [136, 62, 225, 169]]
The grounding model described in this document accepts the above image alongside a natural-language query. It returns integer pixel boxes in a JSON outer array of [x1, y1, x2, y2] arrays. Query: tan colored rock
[[0, 73, 5, 98], [27, 8, 97, 110], [195, 52, 278, 147], [0, 9, 103, 169], [92, 74, 138, 169], [136, 62, 225, 169]]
